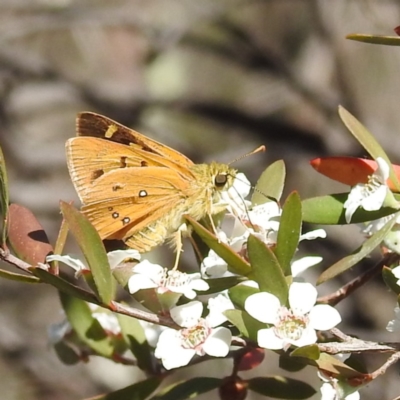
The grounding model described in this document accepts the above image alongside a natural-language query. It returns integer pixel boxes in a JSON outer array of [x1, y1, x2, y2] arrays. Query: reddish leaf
[[310, 157, 400, 192], [7, 203, 53, 264]]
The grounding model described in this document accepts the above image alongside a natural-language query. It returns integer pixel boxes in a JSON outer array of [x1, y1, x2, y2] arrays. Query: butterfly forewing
[[66, 137, 195, 203], [76, 112, 193, 167]]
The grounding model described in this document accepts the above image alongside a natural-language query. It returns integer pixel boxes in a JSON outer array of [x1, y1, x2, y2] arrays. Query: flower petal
[[128, 274, 157, 294], [245, 292, 280, 323], [170, 301, 203, 327], [291, 326, 317, 347], [289, 282, 317, 314], [46, 254, 87, 273], [309, 304, 341, 330], [107, 249, 141, 268], [203, 327, 232, 357], [257, 328, 285, 350]]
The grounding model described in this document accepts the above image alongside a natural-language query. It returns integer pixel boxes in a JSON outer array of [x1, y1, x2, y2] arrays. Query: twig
[[318, 253, 400, 306]]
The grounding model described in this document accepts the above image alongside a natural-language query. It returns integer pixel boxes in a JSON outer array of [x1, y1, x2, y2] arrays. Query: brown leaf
[[7, 203, 53, 265]]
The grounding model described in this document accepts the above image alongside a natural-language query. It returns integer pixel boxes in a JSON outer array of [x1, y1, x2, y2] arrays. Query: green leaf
[[0, 145, 9, 245], [318, 216, 397, 284], [0, 268, 39, 283], [87, 377, 162, 400], [117, 313, 154, 373], [151, 377, 221, 400], [252, 160, 286, 205], [308, 353, 363, 379], [33, 268, 99, 303], [224, 309, 266, 342], [228, 284, 259, 310], [290, 345, 320, 360], [248, 376, 316, 399], [53, 341, 81, 365], [382, 266, 400, 295], [279, 355, 307, 372], [247, 235, 288, 305], [201, 276, 247, 294], [302, 193, 399, 224], [338, 106, 400, 191], [59, 291, 114, 357], [347, 33, 400, 46], [60, 201, 113, 305], [275, 192, 302, 275], [185, 216, 251, 276]]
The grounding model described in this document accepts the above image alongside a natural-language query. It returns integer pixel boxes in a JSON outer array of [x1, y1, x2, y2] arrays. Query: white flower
[[155, 300, 232, 369], [221, 172, 252, 217], [291, 256, 323, 278], [47, 319, 71, 344], [319, 372, 360, 400], [245, 282, 341, 350], [386, 305, 400, 332], [128, 260, 209, 299], [344, 157, 391, 223], [46, 250, 141, 278], [46, 254, 89, 277], [107, 249, 141, 268], [201, 199, 326, 279]]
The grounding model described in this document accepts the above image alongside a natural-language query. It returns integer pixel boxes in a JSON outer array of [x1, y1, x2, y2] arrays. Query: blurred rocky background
[[0, 0, 400, 399]]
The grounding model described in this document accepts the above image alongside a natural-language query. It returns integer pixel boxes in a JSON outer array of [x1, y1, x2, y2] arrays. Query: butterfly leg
[[172, 226, 184, 270]]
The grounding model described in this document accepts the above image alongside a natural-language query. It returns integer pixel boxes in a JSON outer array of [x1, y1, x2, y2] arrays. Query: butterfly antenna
[[228, 145, 266, 166]]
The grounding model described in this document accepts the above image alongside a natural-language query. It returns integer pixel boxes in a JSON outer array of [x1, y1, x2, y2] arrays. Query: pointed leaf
[[224, 309, 266, 342], [53, 341, 81, 365], [318, 216, 397, 284], [7, 203, 53, 265], [0, 145, 9, 245], [248, 376, 316, 399], [186, 216, 251, 276], [347, 33, 400, 46], [33, 268, 99, 303], [275, 192, 302, 275], [60, 201, 113, 305], [338, 106, 400, 191], [87, 377, 162, 400], [279, 355, 307, 372], [252, 160, 286, 205], [309, 353, 363, 379], [310, 157, 400, 191], [302, 193, 399, 224], [0, 268, 39, 283], [59, 291, 114, 357], [228, 284, 259, 310], [382, 266, 400, 295], [247, 235, 288, 304], [117, 313, 153, 373], [151, 378, 221, 400], [290, 344, 320, 360], [201, 276, 247, 295]]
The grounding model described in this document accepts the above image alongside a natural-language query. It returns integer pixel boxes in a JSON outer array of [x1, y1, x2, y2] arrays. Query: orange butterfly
[[66, 113, 253, 263]]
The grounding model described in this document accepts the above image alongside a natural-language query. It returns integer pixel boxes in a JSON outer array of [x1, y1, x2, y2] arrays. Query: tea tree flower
[[46, 249, 141, 277], [245, 282, 341, 350], [155, 300, 232, 370], [386, 305, 400, 332], [344, 157, 395, 223], [319, 372, 360, 400], [128, 259, 209, 299]]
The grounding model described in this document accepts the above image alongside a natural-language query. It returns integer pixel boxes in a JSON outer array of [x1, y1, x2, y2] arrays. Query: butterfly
[[65, 112, 256, 264]]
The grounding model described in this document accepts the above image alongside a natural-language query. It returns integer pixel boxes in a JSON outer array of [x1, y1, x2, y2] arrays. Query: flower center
[[160, 269, 189, 289], [179, 319, 210, 352], [274, 307, 308, 341]]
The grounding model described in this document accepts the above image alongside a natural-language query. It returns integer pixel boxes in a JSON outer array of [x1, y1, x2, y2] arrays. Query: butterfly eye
[[215, 173, 228, 188]]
